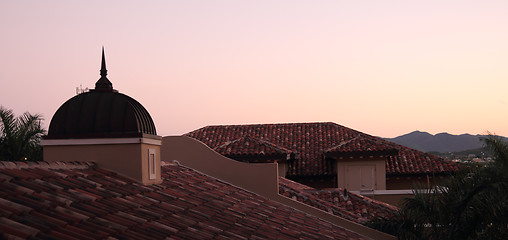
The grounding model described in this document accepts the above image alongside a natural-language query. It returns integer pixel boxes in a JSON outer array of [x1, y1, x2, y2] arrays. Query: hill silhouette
[[385, 131, 506, 153]]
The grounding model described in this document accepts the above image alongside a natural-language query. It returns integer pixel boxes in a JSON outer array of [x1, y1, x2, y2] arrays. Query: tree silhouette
[[367, 135, 508, 239], [0, 106, 45, 161]]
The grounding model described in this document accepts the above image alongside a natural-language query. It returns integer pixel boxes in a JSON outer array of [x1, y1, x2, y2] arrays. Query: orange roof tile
[[0, 161, 372, 239], [214, 135, 293, 158], [279, 177, 397, 224], [186, 122, 459, 176]]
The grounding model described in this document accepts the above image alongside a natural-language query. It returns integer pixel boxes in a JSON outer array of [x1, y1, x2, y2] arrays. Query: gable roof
[[279, 177, 397, 224], [0, 161, 372, 240], [214, 135, 293, 159], [324, 135, 398, 157], [185, 122, 459, 177]]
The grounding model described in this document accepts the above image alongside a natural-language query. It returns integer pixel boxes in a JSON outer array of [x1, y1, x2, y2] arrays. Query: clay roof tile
[[0, 160, 372, 239], [186, 122, 459, 176]]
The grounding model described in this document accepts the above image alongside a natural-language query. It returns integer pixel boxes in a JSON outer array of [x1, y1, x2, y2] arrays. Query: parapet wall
[[162, 136, 395, 240], [161, 136, 279, 198]]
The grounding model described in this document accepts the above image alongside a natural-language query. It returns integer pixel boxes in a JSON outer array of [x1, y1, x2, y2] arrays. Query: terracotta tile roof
[[0, 161, 371, 240], [279, 177, 397, 224], [185, 122, 459, 176], [214, 135, 293, 159], [324, 135, 398, 156]]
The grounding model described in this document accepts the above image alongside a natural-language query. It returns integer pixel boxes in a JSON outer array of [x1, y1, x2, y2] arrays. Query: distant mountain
[[385, 131, 506, 153]]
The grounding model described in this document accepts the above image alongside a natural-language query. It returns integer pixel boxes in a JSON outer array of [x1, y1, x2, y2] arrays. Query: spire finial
[[100, 46, 107, 77], [95, 47, 114, 92]]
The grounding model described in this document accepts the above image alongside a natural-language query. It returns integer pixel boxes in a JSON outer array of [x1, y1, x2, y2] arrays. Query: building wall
[[140, 142, 162, 184], [224, 155, 289, 178], [278, 162, 287, 178], [358, 192, 414, 206], [350, 175, 452, 207], [336, 158, 386, 191], [161, 135, 396, 240], [161, 136, 280, 198], [288, 175, 337, 189], [386, 175, 449, 190], [43, 140, 161, 185]]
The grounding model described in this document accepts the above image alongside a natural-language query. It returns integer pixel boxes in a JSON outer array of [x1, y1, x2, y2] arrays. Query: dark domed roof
[[46, 48, 157, 139], [47, 91, 156, 139]]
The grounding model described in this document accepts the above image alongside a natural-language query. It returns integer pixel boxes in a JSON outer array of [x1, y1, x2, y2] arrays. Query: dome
[[46, 49, 157, 139]]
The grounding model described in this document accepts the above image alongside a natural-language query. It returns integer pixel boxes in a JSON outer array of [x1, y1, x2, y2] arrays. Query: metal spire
[[95, 47, 114, 91], [100, 46, 107, 77]]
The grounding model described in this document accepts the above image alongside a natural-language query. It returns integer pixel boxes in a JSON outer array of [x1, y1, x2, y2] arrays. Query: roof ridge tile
[[0, 161, 96, 170]]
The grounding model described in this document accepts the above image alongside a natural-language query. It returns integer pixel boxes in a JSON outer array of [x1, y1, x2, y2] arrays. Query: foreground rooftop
[[0, 160, 373, 239]]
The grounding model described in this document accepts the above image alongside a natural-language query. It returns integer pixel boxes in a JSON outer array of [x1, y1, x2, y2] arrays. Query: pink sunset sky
[[1, 1, 508, 138]]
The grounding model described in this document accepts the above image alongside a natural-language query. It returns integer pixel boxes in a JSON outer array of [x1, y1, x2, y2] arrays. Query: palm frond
[[369, 135, 508, 239], [0, 106, 45, 161]]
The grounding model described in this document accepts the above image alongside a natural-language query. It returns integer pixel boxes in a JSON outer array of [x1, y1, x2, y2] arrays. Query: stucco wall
[[386, 175, 449, 190], [162, 136, 396, 240], [43, 140, 161, 185], [278, 162, 287, 178], [336, 158, 386, 190], [161, 136, 280, 198]]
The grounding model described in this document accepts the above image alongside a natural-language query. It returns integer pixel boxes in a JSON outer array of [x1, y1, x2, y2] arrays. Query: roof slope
[[324, 135, 398, 156], [186, 122, 459, 176], [214, 135, 293, 157], [279, 177, 397, 224], [0, 161, 371, 240]]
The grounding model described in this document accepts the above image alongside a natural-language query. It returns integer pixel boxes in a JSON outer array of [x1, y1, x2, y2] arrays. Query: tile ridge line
[[0, 161, 97, 170]]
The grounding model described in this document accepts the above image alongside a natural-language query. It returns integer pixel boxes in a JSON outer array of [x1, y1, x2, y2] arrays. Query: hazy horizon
[[2, 1, 507, 138]]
